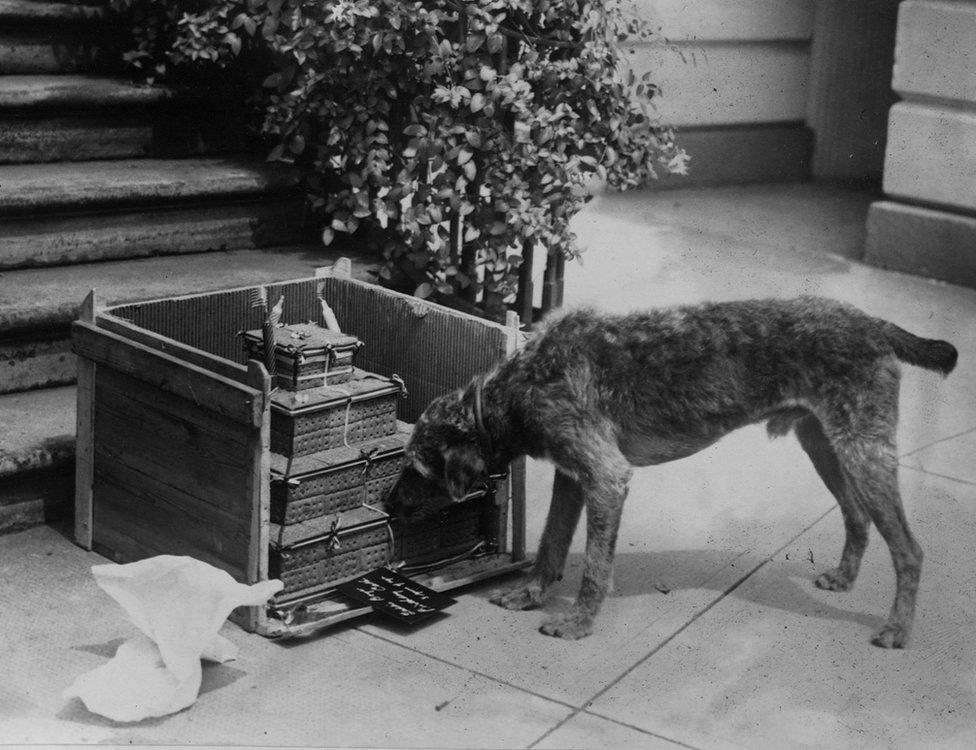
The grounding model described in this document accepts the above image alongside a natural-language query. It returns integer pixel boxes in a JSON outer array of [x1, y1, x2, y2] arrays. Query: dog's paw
[[814, 568, 853, 592], [871, 623, 909, 649], [490, 584, 543, 611], [539, 610, 593, 640]]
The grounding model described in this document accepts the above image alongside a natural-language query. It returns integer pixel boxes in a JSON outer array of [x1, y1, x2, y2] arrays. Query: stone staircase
[[0, 0, 375, 532]]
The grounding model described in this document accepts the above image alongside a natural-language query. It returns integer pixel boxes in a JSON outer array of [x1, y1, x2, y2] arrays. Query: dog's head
[[385, 385, 492, 522]]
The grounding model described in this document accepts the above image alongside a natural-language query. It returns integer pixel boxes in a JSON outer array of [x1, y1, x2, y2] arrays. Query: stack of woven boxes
[[244, 322, 489, 602]]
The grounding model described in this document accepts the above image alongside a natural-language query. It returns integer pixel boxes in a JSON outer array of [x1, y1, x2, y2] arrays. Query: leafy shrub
[[113, 1, 687, 319]]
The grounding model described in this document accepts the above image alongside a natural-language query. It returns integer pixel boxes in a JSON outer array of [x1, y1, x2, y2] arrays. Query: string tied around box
[[341, 396, 354, 448], [324, 516, 342, 551]]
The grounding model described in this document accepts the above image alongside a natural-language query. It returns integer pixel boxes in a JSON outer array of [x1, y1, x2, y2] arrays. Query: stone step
[[0, 76, 246, 163], [0, 245, 379, 394], [0, 75, 180, 110], [0, 1, 112, 75], [0, 249, 379, 534], [0, 156, 312, 269], [0, 157, 302, 216], [0, 384, 75, 533], [0, 1, 106, 24]]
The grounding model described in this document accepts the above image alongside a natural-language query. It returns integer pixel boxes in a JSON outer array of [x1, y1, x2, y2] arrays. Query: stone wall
[[628, 0, 815, 186], [865, 0, 976, 287]]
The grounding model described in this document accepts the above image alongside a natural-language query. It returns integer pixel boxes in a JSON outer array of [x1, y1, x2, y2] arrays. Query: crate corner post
[[504, 311, 528, 563], [242, 359, 273, 633], [74, 289, 99, 551]]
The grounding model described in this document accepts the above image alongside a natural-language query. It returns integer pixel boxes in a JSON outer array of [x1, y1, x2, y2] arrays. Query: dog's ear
[[442, 443, 485, 502]]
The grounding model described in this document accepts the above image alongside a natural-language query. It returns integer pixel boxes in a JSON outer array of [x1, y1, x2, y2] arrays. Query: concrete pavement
[[2, 181, 974, 749]]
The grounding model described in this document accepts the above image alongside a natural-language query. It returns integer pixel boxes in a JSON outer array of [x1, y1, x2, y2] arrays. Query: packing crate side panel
[[91, 366, 255, 580], [108, 280, 322, 364], [319, 278, 514, 422]]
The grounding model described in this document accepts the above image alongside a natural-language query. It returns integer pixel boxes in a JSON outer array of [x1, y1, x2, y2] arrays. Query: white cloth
[[64, 556, 282, 722]]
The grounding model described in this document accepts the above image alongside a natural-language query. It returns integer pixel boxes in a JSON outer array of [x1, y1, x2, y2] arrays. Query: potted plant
[[112, 0, 688, 320]]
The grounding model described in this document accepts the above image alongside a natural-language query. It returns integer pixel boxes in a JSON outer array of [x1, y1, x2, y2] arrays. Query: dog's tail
[[880, 321, 958, 375]]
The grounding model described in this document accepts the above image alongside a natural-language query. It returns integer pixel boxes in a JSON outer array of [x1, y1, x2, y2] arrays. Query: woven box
[[270, 370, 400, 458], [393, 500, 488, 566], [270, 422, 411, 524], [243, 323, 361, 390], [269, 506, 392, 598]]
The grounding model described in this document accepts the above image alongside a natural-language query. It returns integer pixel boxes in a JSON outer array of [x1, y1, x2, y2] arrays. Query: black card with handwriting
[[336, 568, 457, 625]]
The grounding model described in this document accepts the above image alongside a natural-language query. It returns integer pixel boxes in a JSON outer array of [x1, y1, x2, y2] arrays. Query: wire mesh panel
[[107, 275, 516, 422], [317, 276, 514, 423]]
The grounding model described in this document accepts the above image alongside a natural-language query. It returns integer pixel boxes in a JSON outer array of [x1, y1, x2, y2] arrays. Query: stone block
[[883, 102, 976, 211], [0, 334, 74, 394], [894, 0, 976, 103], [865, 200, 976, 289], [650, 123, 812, 187], [0, 199, 310, 269], [626, 40, 810, 126], [0, 30, 101, 74], [636, 0, 813, 41]]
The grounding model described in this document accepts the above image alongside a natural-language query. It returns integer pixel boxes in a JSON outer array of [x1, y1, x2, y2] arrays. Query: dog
[[386, 297, 957, 648]]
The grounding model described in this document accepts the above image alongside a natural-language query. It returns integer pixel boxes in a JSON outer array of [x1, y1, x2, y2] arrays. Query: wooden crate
[[71, 262, 530, 638]]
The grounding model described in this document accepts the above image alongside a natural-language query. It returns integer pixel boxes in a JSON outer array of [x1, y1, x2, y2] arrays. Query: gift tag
[[336, 568, 456, 625]]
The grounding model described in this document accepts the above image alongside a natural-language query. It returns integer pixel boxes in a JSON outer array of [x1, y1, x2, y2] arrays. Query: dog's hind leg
[[794, 415, 871, 592], [836, 439, 921, 648], [491, 470, 584, 611], [823, 370, 922, 648]]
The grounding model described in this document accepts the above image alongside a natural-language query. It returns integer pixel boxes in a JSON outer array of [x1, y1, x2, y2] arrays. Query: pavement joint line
[[357, 623, 704, 750], [899, 425, 976, 459], [899, 462, 976, 487], [526, 708, 704, 750], [352, 625, 580, 711], [526, 505, 838, 750]]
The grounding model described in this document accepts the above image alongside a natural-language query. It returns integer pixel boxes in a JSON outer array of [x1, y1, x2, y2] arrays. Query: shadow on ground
[[470, 549, 883, 633]]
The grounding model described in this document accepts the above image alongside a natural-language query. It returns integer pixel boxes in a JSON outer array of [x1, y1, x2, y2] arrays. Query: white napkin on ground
[[64, 555, 283, 722]]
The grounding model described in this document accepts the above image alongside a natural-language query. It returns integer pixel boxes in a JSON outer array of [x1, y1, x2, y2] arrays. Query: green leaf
[[266, 143, 286, 162]]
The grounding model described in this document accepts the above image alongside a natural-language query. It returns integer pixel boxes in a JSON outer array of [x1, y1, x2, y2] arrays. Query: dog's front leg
[[491, 470, 584, 610], [539, 462, 631, 640]]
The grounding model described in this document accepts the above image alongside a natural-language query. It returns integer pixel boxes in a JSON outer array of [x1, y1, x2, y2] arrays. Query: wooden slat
[[97, 314, 250, 384], [96, 365, 250, 450], [503, 311, 526, 562], [241, 361, 272, 632], [74, 290, 97, 549], [93, 479, 248, 581], [94, 380, 251, 510], [72, 320, 264, 426], [94, 456, 251, 570]]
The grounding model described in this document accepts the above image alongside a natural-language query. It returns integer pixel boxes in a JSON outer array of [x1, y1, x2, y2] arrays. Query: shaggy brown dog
[[386, 297, 957, 648]]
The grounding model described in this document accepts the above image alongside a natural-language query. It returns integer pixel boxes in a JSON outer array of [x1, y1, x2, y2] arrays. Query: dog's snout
[[385, 464, 454, 521]]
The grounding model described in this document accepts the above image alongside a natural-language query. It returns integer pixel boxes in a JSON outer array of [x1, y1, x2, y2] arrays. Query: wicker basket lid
[[244, 323, 360, 352], [270, 422, 412, 479]]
